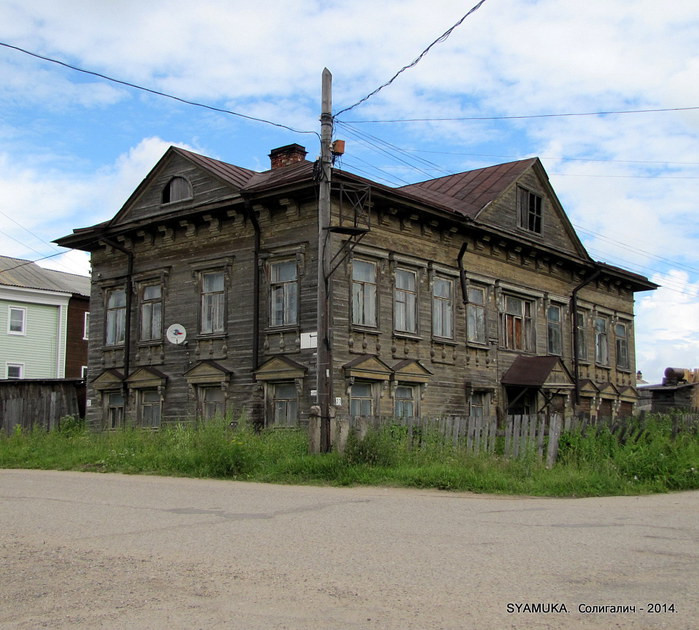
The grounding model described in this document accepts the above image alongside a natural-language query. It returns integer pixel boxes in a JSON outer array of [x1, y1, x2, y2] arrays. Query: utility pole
[[317, 68, 333, 452]]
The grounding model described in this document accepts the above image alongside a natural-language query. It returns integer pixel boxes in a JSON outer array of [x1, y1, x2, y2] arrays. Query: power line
[[0, 41, 319, 138], [338, 105, 699, 124], [334, 0, 488, 117]]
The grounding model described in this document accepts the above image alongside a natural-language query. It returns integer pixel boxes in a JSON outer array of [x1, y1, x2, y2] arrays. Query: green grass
[[1, 414, 697, 497]]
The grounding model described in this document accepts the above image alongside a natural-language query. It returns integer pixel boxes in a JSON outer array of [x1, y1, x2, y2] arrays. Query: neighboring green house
[[0, 256, 90, 380]]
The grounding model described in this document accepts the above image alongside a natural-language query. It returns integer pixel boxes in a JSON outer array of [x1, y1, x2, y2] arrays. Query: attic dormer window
[[517, 187, 542, 234], [162, 176, 192, 204]]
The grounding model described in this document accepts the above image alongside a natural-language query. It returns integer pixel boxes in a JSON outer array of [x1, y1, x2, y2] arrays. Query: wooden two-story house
[[56, 144, 656, 429]]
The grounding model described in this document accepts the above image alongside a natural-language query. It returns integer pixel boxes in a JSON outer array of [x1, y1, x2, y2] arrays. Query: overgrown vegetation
[[1, 414, 697, 497]]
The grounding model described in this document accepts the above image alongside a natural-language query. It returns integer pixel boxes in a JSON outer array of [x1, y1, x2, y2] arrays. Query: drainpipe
[[100, 237, 134, 390], [242, 198, 261, 371], [457, 242, 469, 304], [571, 265, 601, 404]]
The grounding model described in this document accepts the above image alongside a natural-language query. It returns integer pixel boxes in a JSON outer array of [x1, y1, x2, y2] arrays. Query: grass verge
[[1, 415, 697, 497]]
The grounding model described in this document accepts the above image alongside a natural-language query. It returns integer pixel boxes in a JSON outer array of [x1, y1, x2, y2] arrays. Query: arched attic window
[[162, 176, 192, 204]]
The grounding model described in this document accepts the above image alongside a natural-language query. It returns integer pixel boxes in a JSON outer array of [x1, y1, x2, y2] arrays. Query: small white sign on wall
[[300, 331, 318, 349]]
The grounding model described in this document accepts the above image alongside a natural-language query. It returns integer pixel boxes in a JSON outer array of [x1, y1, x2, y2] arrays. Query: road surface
[[1, 470, 697, 629]]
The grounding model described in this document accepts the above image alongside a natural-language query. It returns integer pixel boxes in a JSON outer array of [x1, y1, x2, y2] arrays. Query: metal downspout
[[243, 198, 261, 372], [571, 265, 601, 404]]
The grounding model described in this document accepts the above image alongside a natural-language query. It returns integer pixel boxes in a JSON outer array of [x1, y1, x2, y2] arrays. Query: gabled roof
[[174, 147, 256, 189], [501, 356, 574, 389], [398, 159, 538, 220], [0, 255, 90, 297]]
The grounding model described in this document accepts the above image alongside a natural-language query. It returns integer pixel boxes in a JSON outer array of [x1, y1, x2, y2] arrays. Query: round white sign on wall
[[166, 324, 187, 345]]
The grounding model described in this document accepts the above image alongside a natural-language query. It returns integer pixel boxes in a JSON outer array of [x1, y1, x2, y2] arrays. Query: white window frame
[[269, 260, 298, 327], [83, 312, 90, 340], [352, 259, 378, 327], [547, 304, 563, 356], [394, 268, 418, 334], [6, 362, 24, 379], [432, 276, 454, 339], [271, 382, 299, 427], [139, 389, 162, 429], [467, 286, 486, 344], [200, 271, 225, 335], [350, 382, 375, 418], [105, 288, 126, 346], [394, 384, 417, 419], [594, 315, 609, 366], [140, 283, 163, 341], [502, 294, 534, 351], [615, 321, 630, 370], [517, 186, 543, 234], [8, 306, 26, 335]]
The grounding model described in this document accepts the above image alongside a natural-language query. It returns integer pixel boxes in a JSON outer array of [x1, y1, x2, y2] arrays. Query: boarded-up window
[[162, 176, 192, 204]]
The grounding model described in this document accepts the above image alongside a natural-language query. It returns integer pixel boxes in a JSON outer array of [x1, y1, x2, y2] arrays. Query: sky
[[1, 0, 698, 385]]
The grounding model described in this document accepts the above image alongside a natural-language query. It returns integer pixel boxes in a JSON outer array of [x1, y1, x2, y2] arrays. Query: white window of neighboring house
[[352, 259, 377, 327], [272, 383, 298, 427], [432, 277, 454, 339], [7, 363, 24, 379], [547, 304, 563, 355], [105, 391, 124, 429], [105, 288, 126, 346], [576, 311, 589, 361], [140, 284, 163, 341], [139, 390, 161, 428], [199, 386, 225, 420], [467, 286, 486, 344], [394, 268, 417, 334], [81, 366, 88, 379], [503, 295, 534, 351], [594, 315, 609, 365], [270, 260, 298, 327], [518, 187, 543, 234], [162, 176, 192, 204], [394, 385, 416, 418], [615, 322, 630, 370], [350, 382, 374, 417], [8, 307, 26, 335], [83, 312, 90, 340], [200, 271, 225, 334]]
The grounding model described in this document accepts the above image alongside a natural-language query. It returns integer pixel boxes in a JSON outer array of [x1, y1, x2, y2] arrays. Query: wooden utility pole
[[317, 68, 333, 452]]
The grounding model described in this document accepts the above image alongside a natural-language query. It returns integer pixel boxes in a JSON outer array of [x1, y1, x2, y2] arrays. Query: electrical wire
[[338, 105, 699, 124], [334, 0, 488, 117], [0, 41, 319, 139]]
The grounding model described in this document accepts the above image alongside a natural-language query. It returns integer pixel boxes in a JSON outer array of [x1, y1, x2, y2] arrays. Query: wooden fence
[[320, 413, 564, 466], [0, 379, 85, 435], [319, 412, 699, 466]]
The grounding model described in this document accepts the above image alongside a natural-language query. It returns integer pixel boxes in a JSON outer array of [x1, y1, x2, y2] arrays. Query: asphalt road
[[0, 469, 697, 629]]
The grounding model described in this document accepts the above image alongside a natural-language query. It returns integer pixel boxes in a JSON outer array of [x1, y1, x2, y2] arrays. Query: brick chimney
[[269, 144, 308, 169]]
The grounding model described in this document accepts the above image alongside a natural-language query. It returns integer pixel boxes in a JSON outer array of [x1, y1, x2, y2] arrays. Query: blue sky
[[1, 0, 698, 384]]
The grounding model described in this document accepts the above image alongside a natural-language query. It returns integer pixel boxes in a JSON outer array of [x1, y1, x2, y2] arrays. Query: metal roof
[[398, 159, 538, 219], [0, 256, 90, 297]]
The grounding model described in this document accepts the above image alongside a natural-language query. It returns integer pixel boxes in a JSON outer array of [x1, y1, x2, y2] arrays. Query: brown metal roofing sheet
[[501, 356, 562, 387]]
